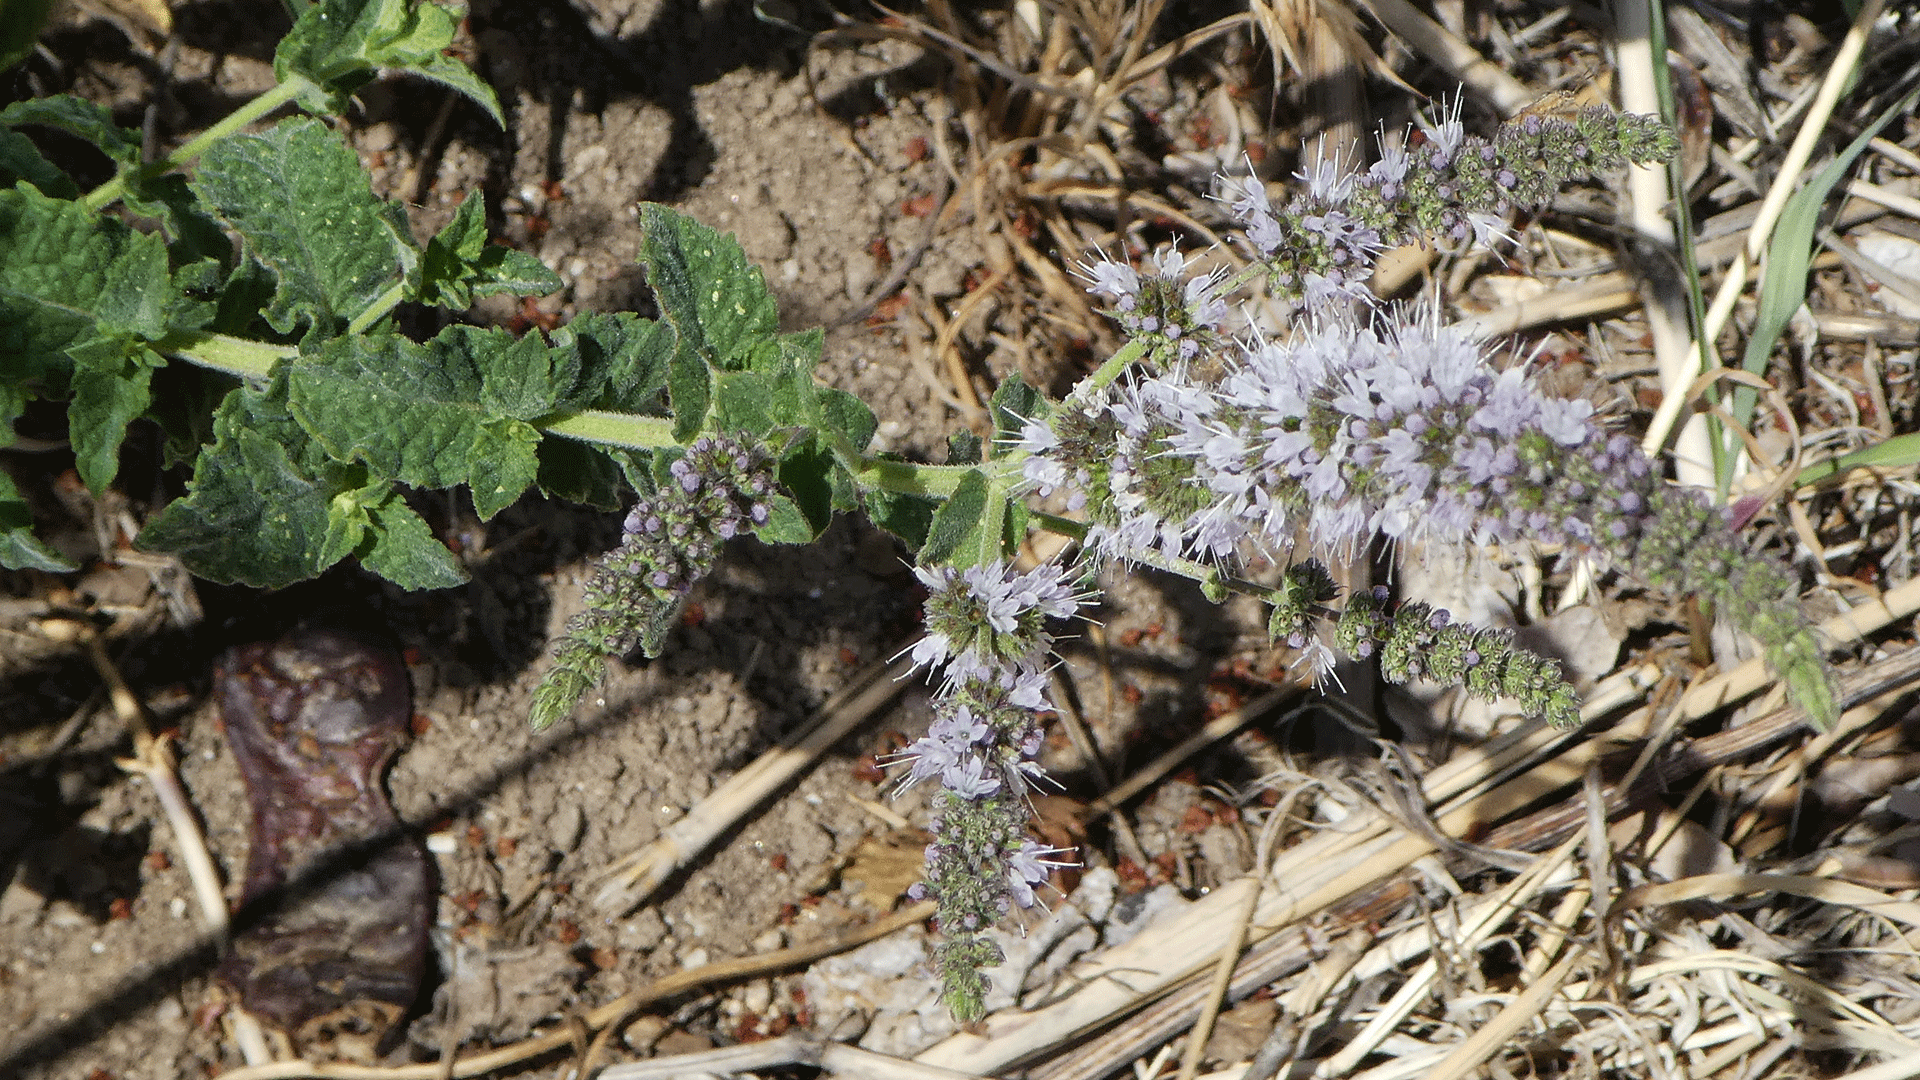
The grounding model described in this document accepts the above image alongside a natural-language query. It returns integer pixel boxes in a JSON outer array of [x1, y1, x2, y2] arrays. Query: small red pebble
[[453, 890, 487, 915], [1122, 683, 1143, 704], [495, 836, 517, 858], [777, 902, 799, 924], [838, 647, 859, 666], [903, 135, 929, 162], [465, 824, 487, 849], [145, 851, 171, 872], [682, 602, 706, 627], [865, 292, 910, 326], [769, 852, 789, 872], [590, 946, 619, 971], [525, 213, 551, 240], [542, 179, 567, 202], [555, 919, 582, 944], [901, 192, 937, 217], [1120, 628, 1145, 647], [552, 881, 572, 896], [1144, 622, 1164, 639], [88, 1069, 115, 1080], [866, 237, 892, 270], [108, 897, 133, 920], [410, 713, 432, 736], [1177, 804, 1212, 834]]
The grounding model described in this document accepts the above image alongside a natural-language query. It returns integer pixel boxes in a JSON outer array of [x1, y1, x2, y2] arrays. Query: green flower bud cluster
[[1226, 103, 1678, 305], [1332, 586, 1582, 729], [912, 785, 1033, 1021]]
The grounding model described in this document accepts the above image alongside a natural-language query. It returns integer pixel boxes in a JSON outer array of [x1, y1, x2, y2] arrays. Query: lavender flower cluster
[[1021, 298, 1833, 728], [1222, 101, 1677, 306], [895, 561, 1085, 1020], [531, 434, 776, 730]]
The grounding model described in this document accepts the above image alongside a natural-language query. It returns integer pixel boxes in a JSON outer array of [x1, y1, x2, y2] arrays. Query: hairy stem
[[82, 77, 315, 211]]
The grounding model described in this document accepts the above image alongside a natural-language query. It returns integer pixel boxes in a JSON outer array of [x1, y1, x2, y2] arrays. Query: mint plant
[[1, 0, 1836, 1023]]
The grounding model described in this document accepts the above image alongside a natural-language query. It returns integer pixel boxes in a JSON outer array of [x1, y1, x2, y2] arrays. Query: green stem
[[346, 280, 409, 337], [1073, 337, 1148, 399], [154, 330, 297, 380], [82, 77, 313, 211], [540, 410, 679, 451], [154, 329, 1000, 495]]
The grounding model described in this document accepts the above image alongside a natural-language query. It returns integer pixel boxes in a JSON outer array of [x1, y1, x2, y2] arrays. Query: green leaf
[[287, 326, 544, 519], [918, 468, 989, 567], [1736, 82, 1920, 437], [0, 95, 141, 165], [1795, 431, 1920, 487], [357, 488, 468, 588], [124, 172, 230, 266], [190, 117, 413, 336], [818, 386, 876, 452], [67, 339, 163, 492], [470, 325, 579, 420], [0, 0, 59, 73], [0, 469, 74, 571], [667, 342, 711, 442], [989, 372, 1047, 447], [946, 430, 982, 466], [535, 438, 625, 509], [276, 0, 503, 125], [864, 483, 937, 552], [0, 126, 77, 198], [636, 202, 779, 371], [713, 370, 776, 436], [91, 225, 172, 340], [775, 436, 838, 538], [557, 310, 675, 413], [138, 381, 364, 587], [414, 189, 562, 308], [0, 184, 174, 392], [754, 492, 816, 545]]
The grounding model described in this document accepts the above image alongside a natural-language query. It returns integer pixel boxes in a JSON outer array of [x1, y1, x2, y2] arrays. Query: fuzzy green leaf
[[0, 95, 141, 165], [989, 372, 1047, 446], [0, 127, 76, 198], [946, 430, 982, 466], [67, 339, 163, 492], [865, 484, 938, 552], [0, 0, 58, 73], [190, 118, 413, 336], [775, 437, 838, 538], [636, 202, 779, 372], [667, 344, 711, 442], [277, 0, 503, 125], [138, 382, 366, 586], [287, 325, 546, 519], [414, 188, 562, 308], [357, 489, 469, 588], [918, 468, 990, 567], [754, 492, 816, 545], [125, 172, 237, 267], [713, 370, 776, 436], [535, 438, 626, 509], [1, 186, 136, 385], [0, 469, 74, 571], [557, 310, 675, 413], [819, 386, 877, 455]]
